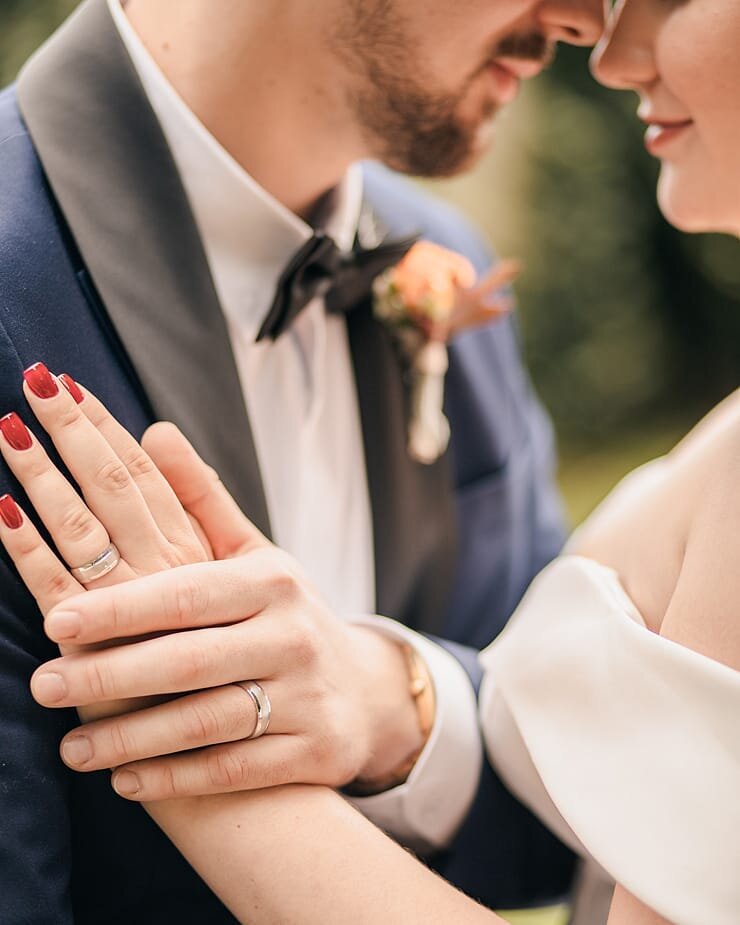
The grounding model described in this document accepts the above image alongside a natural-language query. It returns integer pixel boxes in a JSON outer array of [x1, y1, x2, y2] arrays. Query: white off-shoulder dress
[[481, 556, 740, 925]]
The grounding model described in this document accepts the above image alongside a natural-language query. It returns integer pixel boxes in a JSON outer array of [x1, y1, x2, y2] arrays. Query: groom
[[0, 1, 604, 922]]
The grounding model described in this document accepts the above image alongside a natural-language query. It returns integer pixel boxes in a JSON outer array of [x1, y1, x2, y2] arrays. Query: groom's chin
[[396, 119, 498, 179]]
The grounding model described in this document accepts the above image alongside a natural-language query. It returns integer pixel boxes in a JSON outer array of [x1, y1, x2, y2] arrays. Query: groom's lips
[[487, 57, 547, 104], [487, 62, 521, 104]]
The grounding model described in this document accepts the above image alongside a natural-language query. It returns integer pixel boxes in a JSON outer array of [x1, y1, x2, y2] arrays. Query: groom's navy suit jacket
[[0, 2, 575, 922]]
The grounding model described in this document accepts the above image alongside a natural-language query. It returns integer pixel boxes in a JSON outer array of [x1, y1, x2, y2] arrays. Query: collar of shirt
[[108, 0, 364, 341]]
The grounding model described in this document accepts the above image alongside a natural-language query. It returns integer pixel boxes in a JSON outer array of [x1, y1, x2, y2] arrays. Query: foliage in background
[[0, 0, 78, 85]]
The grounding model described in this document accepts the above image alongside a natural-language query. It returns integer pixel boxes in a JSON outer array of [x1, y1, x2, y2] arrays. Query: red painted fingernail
[[0, 413, 32, 451], [59, 374, 84, 405], [23, 363, 59, 399], [0, 495, 23, 530]]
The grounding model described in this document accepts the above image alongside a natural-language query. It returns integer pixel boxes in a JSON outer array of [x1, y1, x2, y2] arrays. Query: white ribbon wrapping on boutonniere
[[373, 242, 521, 464]]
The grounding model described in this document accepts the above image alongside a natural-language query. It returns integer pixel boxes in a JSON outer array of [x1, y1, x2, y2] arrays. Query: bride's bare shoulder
[[570, 389, 740, 637], [669, 387, 740, 465], [661, 390, 740, 670]]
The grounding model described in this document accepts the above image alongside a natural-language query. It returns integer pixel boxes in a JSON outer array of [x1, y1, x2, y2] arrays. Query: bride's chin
[[657, 169, 740, 236]]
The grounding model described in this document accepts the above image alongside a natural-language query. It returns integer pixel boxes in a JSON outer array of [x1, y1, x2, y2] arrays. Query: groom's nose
[[537, 0, 604, 47]]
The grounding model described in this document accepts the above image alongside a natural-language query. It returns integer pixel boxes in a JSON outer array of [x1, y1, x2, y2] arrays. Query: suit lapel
[[17, 0, 271, 537]]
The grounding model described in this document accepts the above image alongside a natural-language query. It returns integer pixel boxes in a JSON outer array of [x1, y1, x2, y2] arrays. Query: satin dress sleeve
[[480, 556, 740, 925]]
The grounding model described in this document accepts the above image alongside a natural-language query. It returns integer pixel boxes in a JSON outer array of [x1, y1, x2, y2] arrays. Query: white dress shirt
[[109, 0, 481, 851]]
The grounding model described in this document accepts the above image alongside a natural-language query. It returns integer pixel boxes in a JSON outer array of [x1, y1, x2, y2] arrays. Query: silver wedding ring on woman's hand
[[71, 542, 121, 584], [235, 680, 272, 740]]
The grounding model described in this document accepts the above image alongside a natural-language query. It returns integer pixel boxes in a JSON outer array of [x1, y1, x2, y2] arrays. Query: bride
[[1, 1, 738, 923]]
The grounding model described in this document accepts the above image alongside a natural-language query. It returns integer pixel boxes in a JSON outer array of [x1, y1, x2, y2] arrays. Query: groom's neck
[[124, 0, 368, 218]]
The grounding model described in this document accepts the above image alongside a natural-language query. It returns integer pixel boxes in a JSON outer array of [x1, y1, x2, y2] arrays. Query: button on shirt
[[109, 0, 482, 853]]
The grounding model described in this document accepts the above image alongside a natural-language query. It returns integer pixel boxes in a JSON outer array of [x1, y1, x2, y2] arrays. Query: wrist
[[349, 627, 434, 790]]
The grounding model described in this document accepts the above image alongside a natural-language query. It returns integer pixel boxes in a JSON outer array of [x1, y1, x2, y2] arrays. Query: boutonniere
[[373, 242, 521, 464]]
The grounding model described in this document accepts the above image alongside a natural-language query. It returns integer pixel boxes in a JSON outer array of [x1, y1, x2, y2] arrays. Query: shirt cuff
[[345, 615, 482, 855]]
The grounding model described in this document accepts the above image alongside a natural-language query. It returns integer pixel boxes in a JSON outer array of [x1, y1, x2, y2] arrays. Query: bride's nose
[[590, 4, 656, 90], [538, 0, 604, 47]]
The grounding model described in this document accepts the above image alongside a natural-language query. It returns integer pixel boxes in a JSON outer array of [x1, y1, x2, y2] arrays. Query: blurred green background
[[3, 0, 739, 526], [3, 4, 738, 925]]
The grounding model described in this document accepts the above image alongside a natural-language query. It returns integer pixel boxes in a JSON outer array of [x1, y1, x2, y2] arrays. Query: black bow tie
[[257, 231, 417, 342]]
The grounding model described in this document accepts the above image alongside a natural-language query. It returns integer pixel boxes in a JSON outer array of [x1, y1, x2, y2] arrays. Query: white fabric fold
[[481, 556, 740, 925]]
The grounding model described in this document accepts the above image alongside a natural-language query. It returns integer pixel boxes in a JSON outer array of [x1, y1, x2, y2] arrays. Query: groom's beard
[[332, 4, 552, 177]]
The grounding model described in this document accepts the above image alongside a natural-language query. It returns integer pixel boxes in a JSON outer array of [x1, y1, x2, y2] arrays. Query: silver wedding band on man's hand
[[235, 680, 272, 740]]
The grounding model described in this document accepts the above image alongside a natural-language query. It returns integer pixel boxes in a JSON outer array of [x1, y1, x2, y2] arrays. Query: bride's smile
[[592, 0, 740, 235]]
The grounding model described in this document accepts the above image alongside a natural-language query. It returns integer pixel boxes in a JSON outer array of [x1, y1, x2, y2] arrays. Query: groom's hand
[[33, 554, 424, 799], [26, 420, 425, 802]]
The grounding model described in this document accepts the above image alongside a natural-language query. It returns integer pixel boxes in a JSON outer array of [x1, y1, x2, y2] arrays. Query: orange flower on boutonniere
[[374, 241, 521, 464]]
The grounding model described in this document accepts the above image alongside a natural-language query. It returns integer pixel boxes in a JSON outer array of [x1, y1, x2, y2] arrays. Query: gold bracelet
[[348, 643, 436, 797]]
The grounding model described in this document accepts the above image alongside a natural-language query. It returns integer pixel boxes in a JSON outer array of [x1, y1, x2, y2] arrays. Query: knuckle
[[177, 698, 232, 746], [55, 403, 83, 432], [108, 594, 133, 636], [267, 755, 294, 787], [206, 747, 249, 791], [285, 618, 319, 668], [22, 452, 53, 483], [169, 577, 211, 626], [42, 568, 76, 601], [167, 641, 211, 688], [308, 724, 354, 783], [265, 558, 302, 603], [203, 464, 221, 486], [320, 704, 345, 751], [15, 529, 43, 559], [148, 761, 178, 799], [153, 544, 185, 571], [84, 657, 114, 702], [307, 731, 342, 786], [122, 448, 159, 482], [176, 535, 210, 566], [268, 570, 297, 601], [58, 504, 100, 545], [93, 459, 132, 494], [107, 720, 138, 764], [306, 729, 334, 769]]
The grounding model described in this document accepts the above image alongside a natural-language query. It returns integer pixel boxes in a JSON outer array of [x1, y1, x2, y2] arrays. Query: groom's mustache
[[492, 31, 555, 68]]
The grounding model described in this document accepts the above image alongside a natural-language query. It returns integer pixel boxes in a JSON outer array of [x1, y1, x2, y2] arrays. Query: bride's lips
[[642, 119, 694, 156]]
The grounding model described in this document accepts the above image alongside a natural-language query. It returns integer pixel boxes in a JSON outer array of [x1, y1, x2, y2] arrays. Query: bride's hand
[[0, 363, 421, 799], [0, 364, 225, 719]]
